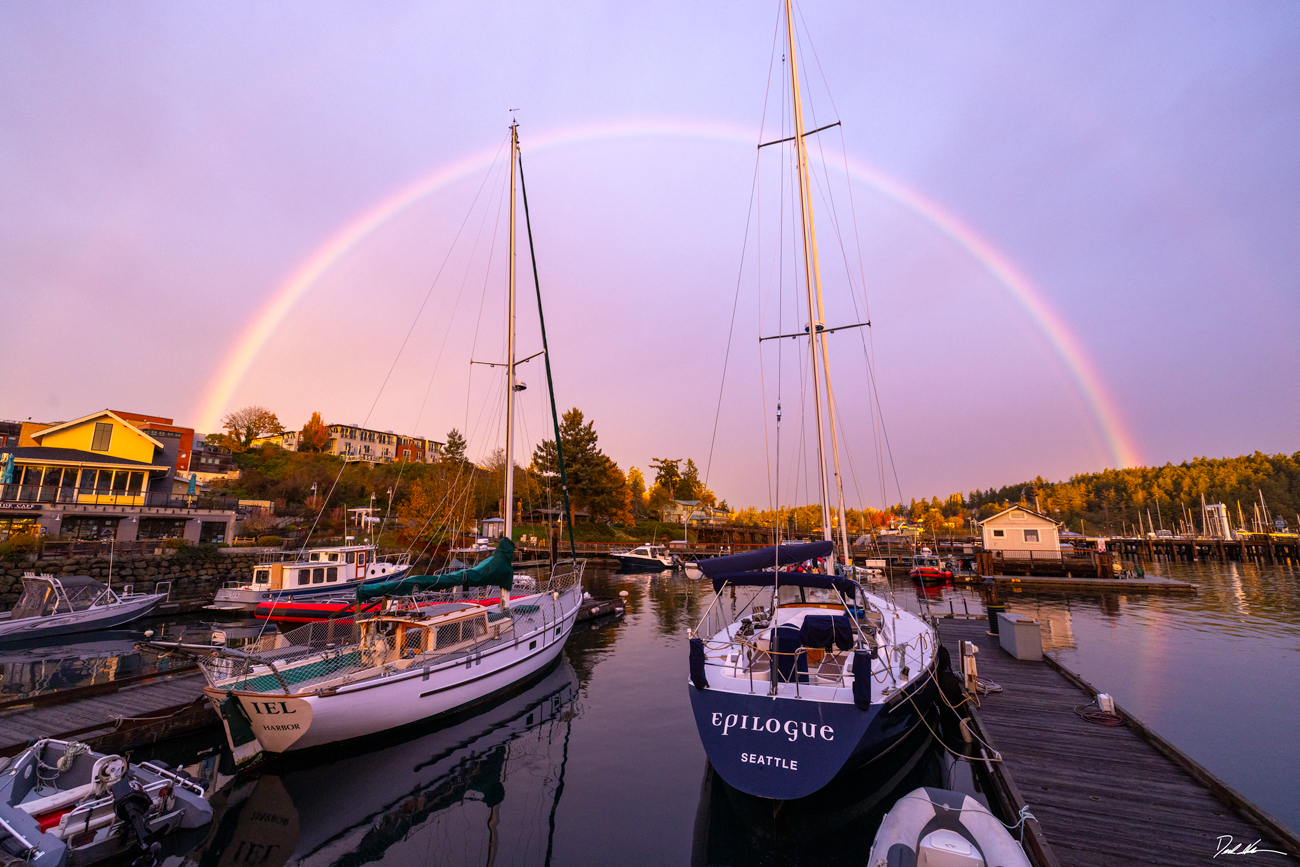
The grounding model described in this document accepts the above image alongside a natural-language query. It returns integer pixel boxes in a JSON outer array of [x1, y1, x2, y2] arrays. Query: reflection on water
[[185, 661, 580, 867]]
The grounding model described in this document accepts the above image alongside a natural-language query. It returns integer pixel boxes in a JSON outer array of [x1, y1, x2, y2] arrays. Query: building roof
[[30, 410, 166, 451], [979, 504, 1060, 527], [1, 446, 167, 470]]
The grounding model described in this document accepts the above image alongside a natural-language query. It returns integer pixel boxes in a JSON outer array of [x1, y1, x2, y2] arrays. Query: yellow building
[[1, 410, 236, 543]]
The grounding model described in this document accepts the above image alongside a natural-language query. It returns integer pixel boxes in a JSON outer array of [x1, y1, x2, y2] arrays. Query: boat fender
[[852, 650, 874, 709], [218, 691, 257, 748], [936, 645, 964, 705], [689, 638, 709, 690]]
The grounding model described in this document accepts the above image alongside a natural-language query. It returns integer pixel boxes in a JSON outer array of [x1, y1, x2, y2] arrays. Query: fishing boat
[[0, 575, 168, 645], [155, 121, 587, 766], [207, 543, 412, 613], [909, 548, 951, 585], [610, 543, 680, 571], [685, 0, 940, 802], [0, 738, 211, 867]]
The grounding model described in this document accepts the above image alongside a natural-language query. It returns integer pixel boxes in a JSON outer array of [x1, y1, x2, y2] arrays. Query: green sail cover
[[356, 536, 515, 601]]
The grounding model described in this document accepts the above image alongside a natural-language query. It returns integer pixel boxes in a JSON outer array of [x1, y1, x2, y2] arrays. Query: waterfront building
[[979, 505, 1062, 555], [191, 435, 238, 481], [0, 409, 236, 543], [660, 499, 728, 525]]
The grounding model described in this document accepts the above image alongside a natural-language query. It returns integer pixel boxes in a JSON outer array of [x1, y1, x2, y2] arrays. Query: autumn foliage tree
[[215, 406, 285, 452], [299, 412, 330, 452]]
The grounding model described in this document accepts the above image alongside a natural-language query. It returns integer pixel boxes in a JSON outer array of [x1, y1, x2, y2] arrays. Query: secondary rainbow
[[194, 117, 1141, 469]]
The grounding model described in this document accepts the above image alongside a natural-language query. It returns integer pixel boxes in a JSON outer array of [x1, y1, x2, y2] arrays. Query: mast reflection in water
[[189, 661, 580, 867]]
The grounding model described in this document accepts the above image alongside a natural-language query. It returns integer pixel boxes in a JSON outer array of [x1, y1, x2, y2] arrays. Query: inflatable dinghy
[[869, 786, 1031, 867]]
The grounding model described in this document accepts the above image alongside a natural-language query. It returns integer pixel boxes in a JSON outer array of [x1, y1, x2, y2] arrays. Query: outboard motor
[[111, 778, 162, 865]]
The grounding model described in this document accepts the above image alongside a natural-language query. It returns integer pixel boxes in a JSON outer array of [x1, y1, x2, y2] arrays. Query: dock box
[[996, 612, 1043, 661]]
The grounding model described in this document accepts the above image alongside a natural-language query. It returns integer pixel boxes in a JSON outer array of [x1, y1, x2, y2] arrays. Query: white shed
[[980, 505, 1061, 555]]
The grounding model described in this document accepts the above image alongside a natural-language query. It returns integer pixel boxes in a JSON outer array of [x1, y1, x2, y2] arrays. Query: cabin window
[[328, 553, 339, 562], [91, 422, 113, 452], [326, 567, 338, 582], [310, 553, 321, 562], [297, 569, 310, 585], [992, 529, 1005, 538], [254, 569, 270, 584], [1023, 529, 1040, 543], [346, 552, 356, 564], [312, 568, 324, 584]]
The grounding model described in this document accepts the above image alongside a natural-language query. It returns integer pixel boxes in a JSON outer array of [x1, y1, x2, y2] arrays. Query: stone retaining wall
[[0, 551, 263, 608]]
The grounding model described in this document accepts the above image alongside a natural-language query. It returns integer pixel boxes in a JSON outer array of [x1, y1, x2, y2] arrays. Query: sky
[[3, 1, 1298, 510]]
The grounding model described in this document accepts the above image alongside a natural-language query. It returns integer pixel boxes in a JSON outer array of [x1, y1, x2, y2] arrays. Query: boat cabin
[[10, 574, 119, 619], [247, 545, 386, 591]]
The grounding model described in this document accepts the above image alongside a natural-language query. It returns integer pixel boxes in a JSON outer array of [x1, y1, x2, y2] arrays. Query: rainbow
[[194, 117, 1141, 468]]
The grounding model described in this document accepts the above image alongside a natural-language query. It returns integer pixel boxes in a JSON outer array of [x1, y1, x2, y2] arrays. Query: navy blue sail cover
[[698, 540, 834, 579], [800, 614, 854, 651], [709, 570, 857, 595]]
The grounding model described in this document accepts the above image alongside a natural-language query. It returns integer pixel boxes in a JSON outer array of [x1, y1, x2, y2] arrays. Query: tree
[[626, 467, 648, 519], [300, 412, 330, 453], [220, 406, 284, 451], [443, 429, 468, 465], [650, 458, 681, 498], [531, 408, 629, 523]]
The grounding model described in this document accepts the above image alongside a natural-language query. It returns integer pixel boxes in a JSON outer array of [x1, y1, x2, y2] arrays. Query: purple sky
[[3, 1, 1298, 509]]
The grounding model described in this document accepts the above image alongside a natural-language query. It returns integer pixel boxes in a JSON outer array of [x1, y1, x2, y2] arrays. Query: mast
[[784, 0, 852, 567], [505, 122, 518, 543]]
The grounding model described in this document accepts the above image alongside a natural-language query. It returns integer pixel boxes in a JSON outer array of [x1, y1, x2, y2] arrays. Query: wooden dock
[[937, 618, 1298, 865], [0, 668, 214, 758]]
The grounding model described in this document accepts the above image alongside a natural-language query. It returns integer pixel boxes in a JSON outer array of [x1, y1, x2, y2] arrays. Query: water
[[10, 559, 1297, 863]]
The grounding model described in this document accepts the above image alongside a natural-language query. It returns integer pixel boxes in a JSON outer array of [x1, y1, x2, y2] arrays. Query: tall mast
[[784, 0, 852, 565], [505, 122, 518, 542]]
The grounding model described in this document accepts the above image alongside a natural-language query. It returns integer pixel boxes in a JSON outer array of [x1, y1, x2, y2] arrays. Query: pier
[[938, 618, 1299, 865], [1108, 534, 1300, 565]]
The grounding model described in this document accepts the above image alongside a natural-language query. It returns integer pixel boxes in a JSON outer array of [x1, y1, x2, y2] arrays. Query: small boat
[[909, 548, 952, 585], [0, 575, 168, 646], [610, 544, 680, 571], [868, 786, 1031, 867], [207, 544, 412, 613], [0, 738, 211, 867]]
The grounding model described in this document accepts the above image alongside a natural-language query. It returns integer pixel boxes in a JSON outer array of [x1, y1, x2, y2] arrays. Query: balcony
[[0, 483, 238, 511]]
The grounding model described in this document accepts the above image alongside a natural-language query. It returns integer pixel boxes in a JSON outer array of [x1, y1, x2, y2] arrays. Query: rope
[[1074, 701, 1124, 726]]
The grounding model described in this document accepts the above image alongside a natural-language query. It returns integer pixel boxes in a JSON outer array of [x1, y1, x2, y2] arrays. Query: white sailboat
[[685, 0, 940, 802], [155, 122, 586, 764]]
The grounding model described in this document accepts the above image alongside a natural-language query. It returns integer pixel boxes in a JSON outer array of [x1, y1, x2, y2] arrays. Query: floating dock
[[0, 668, 214, 758], [990, 574, 1196, 593], [938, 618, 1298, 865]]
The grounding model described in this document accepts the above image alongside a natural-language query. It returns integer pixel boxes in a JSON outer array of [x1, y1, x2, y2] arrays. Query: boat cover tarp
[[709, 570, 857, 595], [698, 540, 833, 579], [800, 614, 854, 651], [356, 537, 514, 600]]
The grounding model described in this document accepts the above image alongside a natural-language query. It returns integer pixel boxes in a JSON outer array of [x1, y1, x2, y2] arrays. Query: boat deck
[[938, 618, 1297, 865]]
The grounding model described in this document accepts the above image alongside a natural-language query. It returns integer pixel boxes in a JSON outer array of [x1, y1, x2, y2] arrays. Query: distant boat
[[0, 574, 167, 645], [610, 543, 680, 571], [207, 543, 412, 612], [908, 548, 951, 585]]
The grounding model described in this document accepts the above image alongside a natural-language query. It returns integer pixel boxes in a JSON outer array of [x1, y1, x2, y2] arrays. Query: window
[[254, 569, 270, 584], [1024, 529, 1040, 543], [346, 552, 356, 563], [312, 568, 324, 584], [992, 529, 1005, 538], [90, 422, 113, 452], [297, 569, 310, 586], [326, 567, 338, 582], [112, 471, 128, 492], [127, 472, 144, 493]]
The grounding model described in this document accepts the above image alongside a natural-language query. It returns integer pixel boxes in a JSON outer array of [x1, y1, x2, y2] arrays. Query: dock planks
[[0, 671, 211, 757], [938, 618, 1297, 866]]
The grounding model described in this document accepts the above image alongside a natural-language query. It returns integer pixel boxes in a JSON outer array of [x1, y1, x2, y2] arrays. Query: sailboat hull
[[688, 666, 939, 801]]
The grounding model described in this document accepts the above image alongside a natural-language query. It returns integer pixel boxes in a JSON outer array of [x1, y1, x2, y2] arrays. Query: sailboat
[[153, 122, 587, 764], [685, 0, 940, 802]]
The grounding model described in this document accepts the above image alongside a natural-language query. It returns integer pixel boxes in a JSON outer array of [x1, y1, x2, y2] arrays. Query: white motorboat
[[0, 738, 211, 867], [0, 574, 168, 645], [610, 544, 680, 571], [207, 544, 412, 612], [869, 786, 1032, 867]]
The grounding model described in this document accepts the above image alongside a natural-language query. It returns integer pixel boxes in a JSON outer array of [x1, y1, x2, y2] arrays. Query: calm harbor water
[[5, 557, 1296, 864]]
